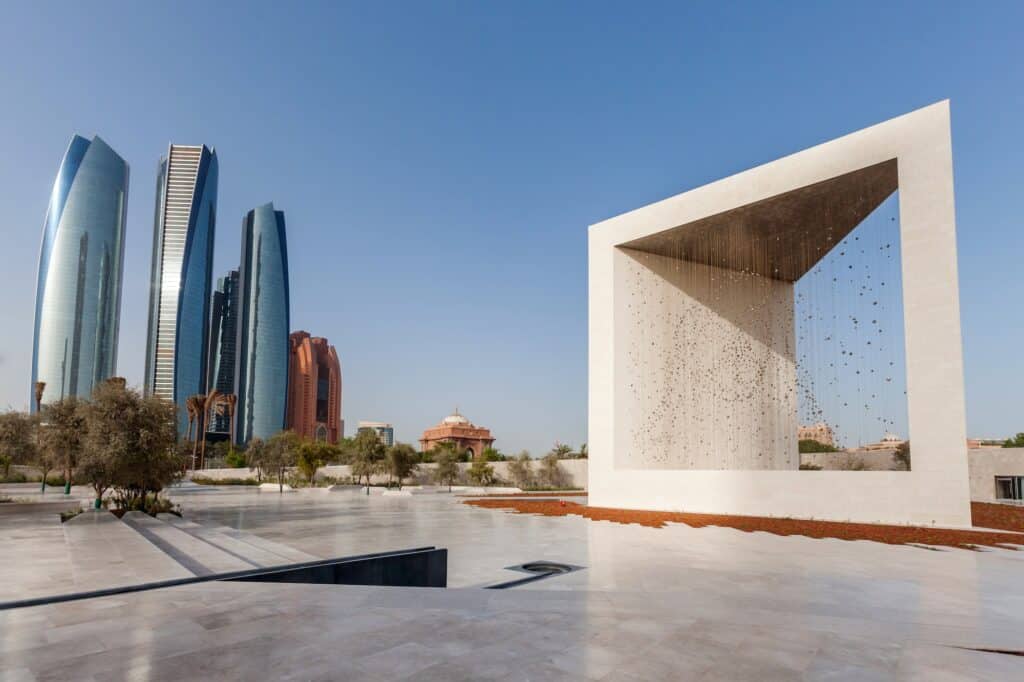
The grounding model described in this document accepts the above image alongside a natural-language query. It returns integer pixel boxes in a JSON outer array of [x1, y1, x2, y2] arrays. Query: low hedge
[[190, 476, 259, 486]]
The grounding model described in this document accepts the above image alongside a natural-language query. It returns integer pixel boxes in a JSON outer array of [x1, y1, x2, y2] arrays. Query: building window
[[995, 476, 1023, 501]]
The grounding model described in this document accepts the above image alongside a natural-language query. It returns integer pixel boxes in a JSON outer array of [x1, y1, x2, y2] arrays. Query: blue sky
[[0, 1, 1021, 453]]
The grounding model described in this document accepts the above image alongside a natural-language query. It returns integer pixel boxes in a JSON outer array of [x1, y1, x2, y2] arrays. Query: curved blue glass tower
[[143, 145, 218, 434], [32, 135, 129, 409], [235, 203, 290, 444]]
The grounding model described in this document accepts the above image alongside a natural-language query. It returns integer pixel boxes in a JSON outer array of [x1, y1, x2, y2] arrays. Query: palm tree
[[33, 382, 46, 413], [549, 442, 572, 460], [186, 394, 206, 469], [33, 382, 45, 491], [198, 389, 221, 469], [222, 393, 238, 449]]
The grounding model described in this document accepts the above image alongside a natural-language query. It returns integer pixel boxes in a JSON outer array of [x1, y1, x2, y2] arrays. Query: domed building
[[419, 409, 495, 459]]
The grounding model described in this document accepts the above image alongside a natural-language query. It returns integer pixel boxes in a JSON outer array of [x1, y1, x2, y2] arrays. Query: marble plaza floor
[[2, 485, 1024, 679]]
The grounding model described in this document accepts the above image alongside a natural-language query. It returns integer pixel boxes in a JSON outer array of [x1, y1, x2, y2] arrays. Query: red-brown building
[[287, 331, 342, 443], [419, 409, 495, 459]]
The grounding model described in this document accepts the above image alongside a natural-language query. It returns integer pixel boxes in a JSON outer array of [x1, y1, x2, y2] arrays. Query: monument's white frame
[[588, 101, 971, 526]]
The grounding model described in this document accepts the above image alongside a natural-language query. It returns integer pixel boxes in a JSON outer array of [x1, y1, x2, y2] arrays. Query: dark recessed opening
[[487, 560, 583, 589]]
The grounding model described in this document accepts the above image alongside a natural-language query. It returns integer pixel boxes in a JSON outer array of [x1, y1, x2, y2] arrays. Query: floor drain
[[487, 561, 583, 589]]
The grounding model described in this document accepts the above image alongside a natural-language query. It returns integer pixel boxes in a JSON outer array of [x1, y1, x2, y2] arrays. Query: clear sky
[[0, 1, 1021, 454]]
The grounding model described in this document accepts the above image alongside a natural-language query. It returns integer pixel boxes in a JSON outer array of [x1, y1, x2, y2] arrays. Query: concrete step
[[120, 512, 252, 576], [208, 524, 319, 564], [63, 510, 194, 589], [156, 515, 297, 567]]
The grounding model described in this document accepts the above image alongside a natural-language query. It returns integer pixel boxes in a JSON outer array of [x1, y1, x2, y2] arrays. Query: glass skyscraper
[[143, 145, 218, 434], [32, 135, 129, 409], [235, 203, 290, 444], [206, 269, 239, 434]]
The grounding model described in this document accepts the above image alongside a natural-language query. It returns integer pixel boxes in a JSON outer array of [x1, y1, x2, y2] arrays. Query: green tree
[[244, 438, 266, 481], [467, 458, 496, 486], [893, 440, 911, 470], [306, 440, 342, 466], [1003, 433, 1024, 448], [481, 447, 505, 462], [333, 436, 355, 464], [433, 448, 461, 492], [80, 379, 180, 511], [40, 398, 84, 495], [577, 443, 588, 459], [296, 439, 325, 486], [351, 428, 385, 489], [35, 426, 62, 493], [506, 451, 534, 488], [538, 452, 567, 489], [0, 411, 36, 480], [385, 443, 419, 488], [263, 431, 302, 493]]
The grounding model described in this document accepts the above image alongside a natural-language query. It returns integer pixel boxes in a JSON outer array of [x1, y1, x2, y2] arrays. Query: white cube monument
[[588, 101, 971, 526]]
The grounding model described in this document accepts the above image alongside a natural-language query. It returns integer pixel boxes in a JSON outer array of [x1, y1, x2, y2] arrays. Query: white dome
[[442, 410, 470, 425]]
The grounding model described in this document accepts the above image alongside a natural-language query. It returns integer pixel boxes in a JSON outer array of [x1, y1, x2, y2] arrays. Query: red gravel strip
[[971, 502, 1024, 533], [464, 499, 1024, 550], [457, 492, 589, 498]]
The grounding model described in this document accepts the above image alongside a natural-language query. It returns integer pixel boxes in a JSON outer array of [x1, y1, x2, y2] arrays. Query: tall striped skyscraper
[[144, 144, 218, 433]]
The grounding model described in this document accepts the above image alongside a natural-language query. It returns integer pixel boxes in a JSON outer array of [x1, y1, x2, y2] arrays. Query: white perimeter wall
[[189, 459, 589, 489], [187, 452, 1024, 507]]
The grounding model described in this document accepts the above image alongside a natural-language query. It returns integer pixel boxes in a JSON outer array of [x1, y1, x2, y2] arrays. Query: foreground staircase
[[61, 510, 318, 592]]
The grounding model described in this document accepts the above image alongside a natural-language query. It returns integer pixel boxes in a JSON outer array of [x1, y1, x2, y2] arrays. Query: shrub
[[521, 486, 584, 492], [224, 448, 248, 468], [506, 452, 534, 488], [111, 491, 179, 516], [798, 439, 838, 453], [538, 453, 567, 488], [893, 441, 911, 470], [467, 459, 497, 486], [60, 508, 83, 523], [190, 475, 258, 486]]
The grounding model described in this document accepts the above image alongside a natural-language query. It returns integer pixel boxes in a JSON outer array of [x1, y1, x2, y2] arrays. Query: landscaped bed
[[463, 499, 1024, 550], [457, 491, 589, 498], [971, 502, 1024, 533]]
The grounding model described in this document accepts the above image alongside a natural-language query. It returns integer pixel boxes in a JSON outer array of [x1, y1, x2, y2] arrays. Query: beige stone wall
[[968, 448, 1024, 502], [800, 450, 897, 471]]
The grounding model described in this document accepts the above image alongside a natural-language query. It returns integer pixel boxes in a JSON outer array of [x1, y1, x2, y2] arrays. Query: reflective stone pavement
[[3, 486, 1024, 679]]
